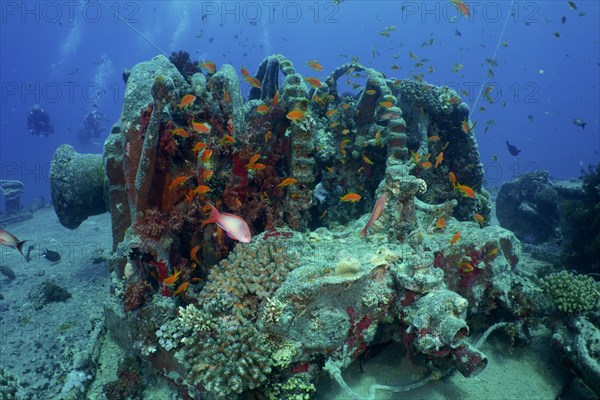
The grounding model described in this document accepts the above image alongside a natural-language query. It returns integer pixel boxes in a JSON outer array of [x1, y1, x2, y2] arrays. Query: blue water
[[0, 1, 599, 211]]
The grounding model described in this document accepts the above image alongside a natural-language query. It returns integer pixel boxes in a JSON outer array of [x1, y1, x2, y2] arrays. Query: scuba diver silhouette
[[77, 105, 109, 145], [27, 104, 54, 138]]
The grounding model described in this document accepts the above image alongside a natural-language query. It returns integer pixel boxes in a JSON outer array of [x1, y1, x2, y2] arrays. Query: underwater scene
[[0, 1, 599, 399]]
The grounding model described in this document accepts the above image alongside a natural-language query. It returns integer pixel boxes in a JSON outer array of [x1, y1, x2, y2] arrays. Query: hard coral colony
[[45, 50, 570, 399]]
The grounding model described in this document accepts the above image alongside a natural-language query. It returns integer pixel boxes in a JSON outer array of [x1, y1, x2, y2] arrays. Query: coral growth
[[0, 367, 20, 400], [123, 280, 153, 312], [48, 53, 529, 398], [134, 208, 183, 240], [102, 358, 143, 400], [169, 50, 200, 81], [174, 238, 300, 397], [541, 270, 600, 314], [27, 280, 72, 310]]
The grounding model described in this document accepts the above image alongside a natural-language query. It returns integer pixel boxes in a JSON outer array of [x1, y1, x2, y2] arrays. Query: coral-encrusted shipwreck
[[50, 54, 525, 398]]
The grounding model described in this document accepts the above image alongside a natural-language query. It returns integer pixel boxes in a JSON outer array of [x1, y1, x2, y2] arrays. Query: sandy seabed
[[0, 207, 567, 399]]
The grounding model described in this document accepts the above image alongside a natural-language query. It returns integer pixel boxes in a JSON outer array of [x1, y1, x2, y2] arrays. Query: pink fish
[[0, 228, 27, 257], [202, 204, 252, 243], [360, 193, 387, 237]]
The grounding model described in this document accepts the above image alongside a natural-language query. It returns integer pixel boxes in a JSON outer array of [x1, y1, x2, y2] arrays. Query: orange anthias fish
[[458, 261, 474, 272], [201, 61, 217, 73], [277, 177, 298, 188], [461, 119, 471, 134], [192, 121, 211, 134], [305, 77, 323, 88], [185, 189, 195, 203], [0, 228, 27, 257], [306, 60, 324, 71], [272, 90, 280, 107], [246, 154, 261, 167], [264, 130, 272, 143], [380, 101, 394, 108], [245, 77, 262, 88], [435, 217, 446, 229], [176, 94, 196, 109], [202, 170, 214, 181], [428, 135, 440, 142], [451, 230, 461, 250], [172, 128, 189, 138], [193, 185, 211, 195], [487, 247, 500, 258], [473, 213, 485, 226], [173, 281, 189, 296], [220, 135, 235, 145], [420, 161, 433, 169], [451, 0, 470, 17], [192, 142, 207, 154], [286, 110, 306, 121], [339, 193, 362, 202], [241, 66, 250, 77], [449, 172, 457, 189], [456, 183, 475, 199], [360, 193, 387, 237], [202, 203, 252, 243], [163, 269, 182, 286], [223, 90, 231, 104], [326, 109, 338, 117], [190, 245, 200, 263], [435, 152, 444, 168], [200, 149, 213, 163], [256, 104, 270, 114], [168, 176, 188, 191], [340, 139, 350, 156], [247, 163, 266, 171]]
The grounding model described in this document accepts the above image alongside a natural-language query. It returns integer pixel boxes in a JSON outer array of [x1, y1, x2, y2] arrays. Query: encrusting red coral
[[123, 280, 153, 312], [345, 306, 373, 358]]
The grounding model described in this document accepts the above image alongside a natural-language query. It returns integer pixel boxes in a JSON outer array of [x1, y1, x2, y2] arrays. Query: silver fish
[[0, 228, 27, 257], [573, 118, 586, 130]]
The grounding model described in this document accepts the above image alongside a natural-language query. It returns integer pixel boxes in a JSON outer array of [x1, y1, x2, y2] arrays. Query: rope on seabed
[[470, 0, 516, 119], [324, 321, 512, 399], [97, 0, 168, 57], [475, 321, 511, 348], [324, 358, 446, 400]]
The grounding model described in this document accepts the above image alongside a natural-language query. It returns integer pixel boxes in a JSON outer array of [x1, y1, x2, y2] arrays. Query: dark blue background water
[[1, 1, 598, 212]]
